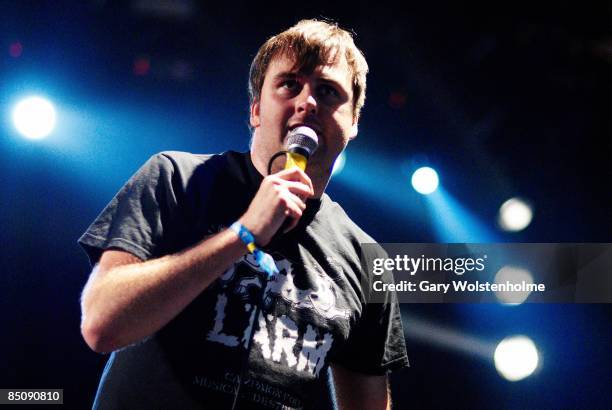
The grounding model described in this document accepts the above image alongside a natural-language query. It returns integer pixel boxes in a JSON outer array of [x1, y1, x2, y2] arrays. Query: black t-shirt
[[79, 151, 408, 410]]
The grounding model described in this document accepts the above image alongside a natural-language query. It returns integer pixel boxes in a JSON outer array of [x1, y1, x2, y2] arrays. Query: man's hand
[[239, 167, 314, 246]]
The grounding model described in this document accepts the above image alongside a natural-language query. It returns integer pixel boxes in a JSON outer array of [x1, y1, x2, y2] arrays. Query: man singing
[[79, 19, 408, 409]]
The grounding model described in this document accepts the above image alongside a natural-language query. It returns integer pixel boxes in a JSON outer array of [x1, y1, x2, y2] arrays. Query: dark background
[[1, 1, 610, 408]]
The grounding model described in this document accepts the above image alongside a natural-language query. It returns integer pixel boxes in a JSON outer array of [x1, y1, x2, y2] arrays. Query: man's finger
[[273, 167, 314, 193], [281, 181, 313, 200]]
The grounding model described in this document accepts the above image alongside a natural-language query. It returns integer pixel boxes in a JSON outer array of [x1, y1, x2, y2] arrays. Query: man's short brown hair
[[249, 19, 369, 119]]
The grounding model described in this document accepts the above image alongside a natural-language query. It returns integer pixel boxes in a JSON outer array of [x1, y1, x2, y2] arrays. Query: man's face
[[249, 52, 358, 183]]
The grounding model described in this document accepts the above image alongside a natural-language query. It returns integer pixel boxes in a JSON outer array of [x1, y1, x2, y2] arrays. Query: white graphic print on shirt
[[206, 253, 350, 377]]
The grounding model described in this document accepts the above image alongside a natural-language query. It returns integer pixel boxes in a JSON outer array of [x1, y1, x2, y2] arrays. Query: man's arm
[[80, 229, 247, 353], [331, 364, 391, 410], [80, 167, 314, 353]]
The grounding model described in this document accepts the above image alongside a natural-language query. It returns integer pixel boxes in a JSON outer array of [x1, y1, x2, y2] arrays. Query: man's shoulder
[[319, 195, 377, 244], [144, 150, 248, 176], [152, 150, 218, 168]]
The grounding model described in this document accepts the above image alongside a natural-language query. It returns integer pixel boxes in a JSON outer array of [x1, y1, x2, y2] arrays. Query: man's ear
[[250, 100, 261, 128]]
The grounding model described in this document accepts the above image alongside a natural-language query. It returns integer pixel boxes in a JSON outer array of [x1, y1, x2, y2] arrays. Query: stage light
[[9, 41, 23, 58], [402, 314, 496, 360], [133, 56, 151, 76], [331, 151, 346, 177], [388, 91, 407, 109], [411, 167, 439, 195], [12, 96, 57, 140], [494, 265, 534, 304], [498, 197, 533, 232], [425, 188, 500, 242], [494, 335, 539, 381]]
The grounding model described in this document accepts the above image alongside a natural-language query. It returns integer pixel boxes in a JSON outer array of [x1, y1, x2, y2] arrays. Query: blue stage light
[[493, 266, 534, 305], [424, 188, 500, 242], [494, 335, 539, 381], [12, 96, 57, 139], [411, 166, 439, 195], [498, 197, 533, 232]]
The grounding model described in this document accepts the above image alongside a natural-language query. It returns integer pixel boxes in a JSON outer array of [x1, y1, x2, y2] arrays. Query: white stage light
[[494, 266, 534, 304], [411, 167, 439, 195], [494, 335, 539, 381], [12, 96, 57, 140], [331, 151, 346, 177], [498, 198, 533, 232]]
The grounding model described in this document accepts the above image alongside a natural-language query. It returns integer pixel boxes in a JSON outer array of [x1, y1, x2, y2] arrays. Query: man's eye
[[281, 80, 299, 90], [319, 84, 339, 98]]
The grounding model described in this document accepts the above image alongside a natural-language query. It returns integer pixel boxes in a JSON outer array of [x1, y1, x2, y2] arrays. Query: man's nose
[[295, 86, 317, 115]]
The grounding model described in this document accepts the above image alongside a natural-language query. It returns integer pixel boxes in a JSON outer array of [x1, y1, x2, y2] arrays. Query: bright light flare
[[12, 96, 57, 139], [498, 197, 533, 232], [331, 151, 346, 177], [494, 335, 539, 381], [411, 166, 439, 195], [494, 265, 534, 304]]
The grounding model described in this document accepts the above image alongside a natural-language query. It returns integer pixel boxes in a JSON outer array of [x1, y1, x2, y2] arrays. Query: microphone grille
[[286, 126, 319, 157]]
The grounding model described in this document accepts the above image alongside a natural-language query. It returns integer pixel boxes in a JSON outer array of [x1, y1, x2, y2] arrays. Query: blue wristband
[[230, 222, 278, 277]]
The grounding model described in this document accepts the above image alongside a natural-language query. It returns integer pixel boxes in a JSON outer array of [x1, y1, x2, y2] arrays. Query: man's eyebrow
[[272, 72, 298, 82], [319, 77, 343, 87], [319, 77, 351, 98], [271, 71, 349, 95], [272, 71, 339, 82]]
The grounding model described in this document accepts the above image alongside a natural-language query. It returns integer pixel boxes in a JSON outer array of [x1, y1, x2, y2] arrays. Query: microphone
[[284, 126, 319, 171]]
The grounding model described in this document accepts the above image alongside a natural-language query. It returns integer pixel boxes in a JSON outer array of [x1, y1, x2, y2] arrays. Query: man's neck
[[250, 151, 328, 199]]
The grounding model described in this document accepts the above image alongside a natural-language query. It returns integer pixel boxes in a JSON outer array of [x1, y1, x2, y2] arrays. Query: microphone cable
[[267, 150, 288, 176]]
